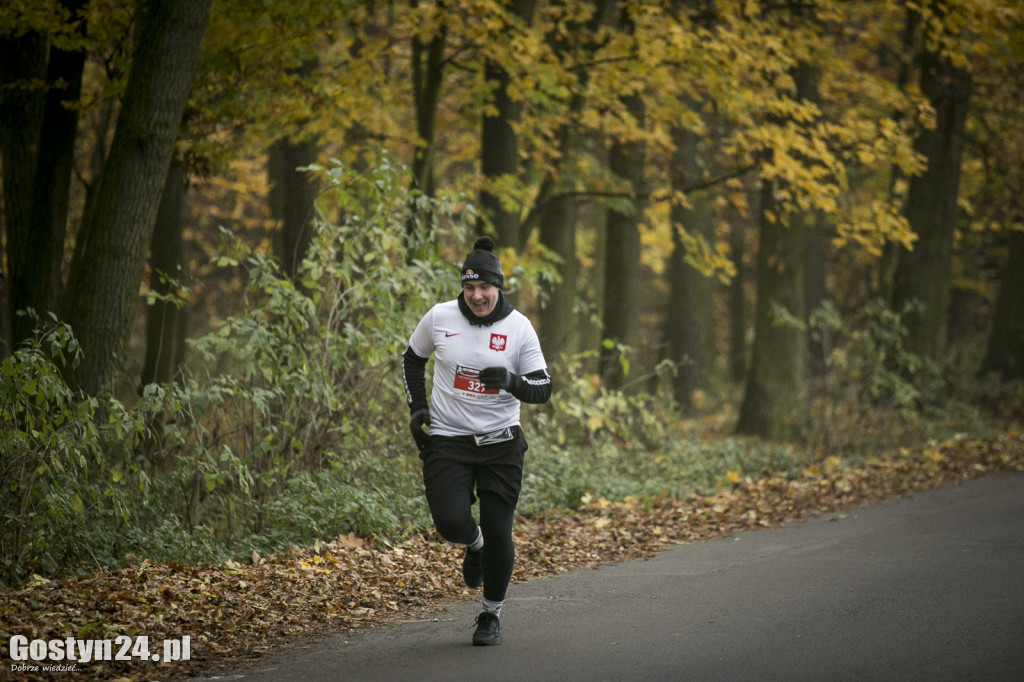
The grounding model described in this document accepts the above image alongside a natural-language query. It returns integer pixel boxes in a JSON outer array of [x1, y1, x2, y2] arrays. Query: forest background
[[1, 0, 1023, 589]]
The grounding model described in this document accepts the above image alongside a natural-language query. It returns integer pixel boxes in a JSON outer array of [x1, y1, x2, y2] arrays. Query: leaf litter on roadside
[[1, 431, 1022, 681]]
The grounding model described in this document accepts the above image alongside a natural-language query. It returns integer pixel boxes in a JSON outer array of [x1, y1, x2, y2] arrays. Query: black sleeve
[[509, 368, 552, 405], [402, 345, 429, 413]]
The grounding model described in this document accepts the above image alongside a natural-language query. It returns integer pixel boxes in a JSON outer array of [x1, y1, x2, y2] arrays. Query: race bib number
[[454, 365, 499, 395]]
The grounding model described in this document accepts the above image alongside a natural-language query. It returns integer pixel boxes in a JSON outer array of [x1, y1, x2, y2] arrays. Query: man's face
[[462, 280, 499, 318]]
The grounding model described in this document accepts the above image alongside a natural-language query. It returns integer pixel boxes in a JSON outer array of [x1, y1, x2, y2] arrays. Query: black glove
[[479, 366, 515, 392], [409, 408, 432, 450]]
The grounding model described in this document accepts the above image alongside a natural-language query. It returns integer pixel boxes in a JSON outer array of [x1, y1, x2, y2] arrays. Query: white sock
[[482, 599, 503, 617], [468, 526, 484, 551]]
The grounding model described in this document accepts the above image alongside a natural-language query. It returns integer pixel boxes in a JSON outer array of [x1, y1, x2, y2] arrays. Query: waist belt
[[474, 426, 514, 446]]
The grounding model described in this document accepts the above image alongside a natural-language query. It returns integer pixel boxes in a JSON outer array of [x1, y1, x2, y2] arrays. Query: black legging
[[427, 488, 517, 603]]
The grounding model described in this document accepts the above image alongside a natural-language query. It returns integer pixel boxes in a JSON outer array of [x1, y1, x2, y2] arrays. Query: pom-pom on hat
[[460, 236, 504, 288]]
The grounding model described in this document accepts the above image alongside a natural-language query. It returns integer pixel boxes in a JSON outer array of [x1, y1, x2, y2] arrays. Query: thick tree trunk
[[16, 0, 90, 348], [600, 91, 646, 389], [480, 59, 521, 249], [665, 126, 715, 410], [789, 59, 827, 378], [736, 180, 807, 440], [535, 112, 580, 353], [0, 31, 47, 354], [72, 100, 116, 284], [536, 1, 611, 357], [980, 230, 1024, 382], [480, 0, 533, 250], [141, 157, 188, 387], [538, 188, 579, 355], [64, 0, 212, 395], [736, 49, 817, 439], [891, 49, 971, 361]]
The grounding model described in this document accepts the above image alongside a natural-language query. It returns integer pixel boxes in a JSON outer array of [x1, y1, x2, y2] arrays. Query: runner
[[401, 236, 552, 646]]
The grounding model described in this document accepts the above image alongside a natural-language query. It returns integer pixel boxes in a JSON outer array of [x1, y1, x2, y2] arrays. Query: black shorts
[[420, 426, 528, 508]]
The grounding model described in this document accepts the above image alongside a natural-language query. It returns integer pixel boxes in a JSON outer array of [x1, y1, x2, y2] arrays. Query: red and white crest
[[490, 333, 507, 351]]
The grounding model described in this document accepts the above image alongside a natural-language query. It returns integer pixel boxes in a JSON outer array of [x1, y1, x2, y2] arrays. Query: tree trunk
[[269, 136, 319, 281], [793, 59, 827, 377], [536, 0, 612, 357], [804, 222, 827, 375], [16, 0, 90, 346], [876, 5, 920, 301], [68, 100, 115, 317], [979, 230, 1024, 382], [0, 31, 47, 354], [538, 187, 579, 355], [64, 0, 212, 395], [600, 93, 646, 389], [267, 58, 320, 281], [480, 0, 534, 250], [727, 207, 748, 383], [480, 58, 520, 248], [891, 48, 971, 361], [141, 157, 188, 387], [410, 0, 446, 201], [535, 115, 580, 354], [737, 51, 821, 439], [665, 126, 715, 410], [736, 180, 807, 440]]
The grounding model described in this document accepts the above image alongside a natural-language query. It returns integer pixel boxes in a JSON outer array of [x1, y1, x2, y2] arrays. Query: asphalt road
[[190, 474, 1024, 682]]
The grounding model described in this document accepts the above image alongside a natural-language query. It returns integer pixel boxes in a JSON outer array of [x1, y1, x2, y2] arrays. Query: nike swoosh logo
[[445, 332, 461, 337]]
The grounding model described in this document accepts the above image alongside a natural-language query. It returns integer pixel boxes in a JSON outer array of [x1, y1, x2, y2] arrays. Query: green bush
[[0, 154, 457, 584], [829, 299, 944, 409], [806, 298, 950, 454], [0, 317, 149, 586], [133, 153, 462, 556], [521, 359, 809, 513]]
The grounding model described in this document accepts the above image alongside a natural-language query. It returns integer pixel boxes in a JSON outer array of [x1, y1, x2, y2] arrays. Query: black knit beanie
[[460, 236, 504, 288]]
